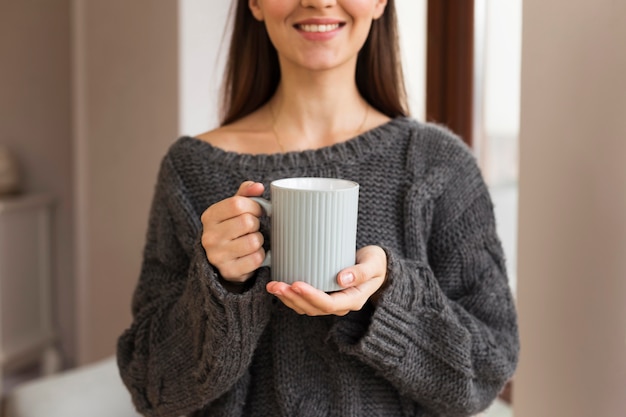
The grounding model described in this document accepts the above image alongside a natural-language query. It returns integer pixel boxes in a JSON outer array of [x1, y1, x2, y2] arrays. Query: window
[[475, 0, 522, 297]]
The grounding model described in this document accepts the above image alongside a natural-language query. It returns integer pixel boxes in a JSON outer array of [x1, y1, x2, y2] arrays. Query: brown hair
[[220, 0, 409, 125]]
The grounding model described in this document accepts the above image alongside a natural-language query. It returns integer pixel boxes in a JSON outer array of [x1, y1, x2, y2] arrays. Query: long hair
[[220, 0, 409, 125]]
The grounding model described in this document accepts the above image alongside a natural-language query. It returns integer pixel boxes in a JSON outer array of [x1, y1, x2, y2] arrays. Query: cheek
[[257, 1, 295, 42], [343, 1, 377, 40], [341, 0, 380, 19], [258, 0, 294, 20]]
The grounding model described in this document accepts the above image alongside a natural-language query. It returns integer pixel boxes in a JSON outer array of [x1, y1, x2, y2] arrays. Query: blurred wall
[[1, 0, 182, 368], [396, 0, 427, 120], [178, 0, 230, 136], [0, 0, 75, 364], [516, 0, 626, 415], [73, 0, 179, 364]]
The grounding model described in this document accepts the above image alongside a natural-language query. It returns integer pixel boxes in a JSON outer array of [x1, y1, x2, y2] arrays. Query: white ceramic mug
[[251, 177, 359, 292]]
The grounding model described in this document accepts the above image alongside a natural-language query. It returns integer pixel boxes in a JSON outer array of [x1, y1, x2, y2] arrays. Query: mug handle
[[249, 197, 272, 268], [249, 197, 272, 216]]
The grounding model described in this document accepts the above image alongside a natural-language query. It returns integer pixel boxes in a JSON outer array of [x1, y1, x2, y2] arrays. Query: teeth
[[299, 23, 340, 33]]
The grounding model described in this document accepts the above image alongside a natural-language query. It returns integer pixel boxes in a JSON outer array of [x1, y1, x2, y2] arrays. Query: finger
[[219, 248, 266, 282], [219, 213, 261, 241], [337, 265, 384, 289], [235, 181, 265, 197], [233, 231, 265, 256], [273, 291, 311, 315], [292, 280, 382, 315], [212, 195, 265, 222], [211, 230, 264, 265], [266, 281, 289, 295], [202, 182, 266, 225], [279, 292, 326, 316], [266, 282, 327, 315], [201, 214, 260, 256], [330, 279, 383, 310], [267, 281, 376, 316], [286, 282, 352, 316], [292, 283, 355, 315]]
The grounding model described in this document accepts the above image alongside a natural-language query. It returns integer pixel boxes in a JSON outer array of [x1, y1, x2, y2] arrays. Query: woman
[[117, 0, 519, 416]]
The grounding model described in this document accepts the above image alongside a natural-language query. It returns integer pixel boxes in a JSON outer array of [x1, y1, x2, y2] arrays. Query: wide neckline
[[176, 117, 415, 172]]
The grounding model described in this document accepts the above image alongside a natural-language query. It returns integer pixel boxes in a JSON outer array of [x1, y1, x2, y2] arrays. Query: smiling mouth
[[295, 23, 343, 33]]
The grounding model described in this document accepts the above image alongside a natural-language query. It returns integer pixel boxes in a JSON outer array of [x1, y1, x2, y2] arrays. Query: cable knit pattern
[[117, 117, 519, 417]]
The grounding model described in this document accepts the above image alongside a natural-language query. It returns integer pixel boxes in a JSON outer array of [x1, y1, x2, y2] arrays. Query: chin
[[294, 53, 356, 73]]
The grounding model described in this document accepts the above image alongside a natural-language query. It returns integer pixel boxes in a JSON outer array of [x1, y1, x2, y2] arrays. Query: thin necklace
[[268, 102, 369, 153], [268, 102, 286, 153]]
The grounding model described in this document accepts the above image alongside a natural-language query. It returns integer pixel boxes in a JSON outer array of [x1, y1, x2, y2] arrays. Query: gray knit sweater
[[117, 117, 519, 417]]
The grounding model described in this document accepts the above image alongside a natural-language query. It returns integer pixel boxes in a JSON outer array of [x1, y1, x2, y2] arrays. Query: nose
[[300, 0, 336, 8]]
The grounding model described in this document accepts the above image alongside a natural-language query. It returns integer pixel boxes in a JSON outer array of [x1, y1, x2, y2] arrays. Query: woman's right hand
[[201, 181, 266, 283]]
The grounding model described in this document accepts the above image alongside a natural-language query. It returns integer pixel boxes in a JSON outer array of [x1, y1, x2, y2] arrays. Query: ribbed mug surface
[[270, 178, 358, 292]]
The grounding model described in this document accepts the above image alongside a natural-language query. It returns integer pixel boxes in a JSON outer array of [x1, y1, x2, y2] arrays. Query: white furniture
[[0, 194, 61, 394], [3, 356, 141, 417]]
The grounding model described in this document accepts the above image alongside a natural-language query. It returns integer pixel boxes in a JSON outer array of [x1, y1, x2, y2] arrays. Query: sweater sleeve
[[331, 140, 519, 416], [116, 154, 273, 417]]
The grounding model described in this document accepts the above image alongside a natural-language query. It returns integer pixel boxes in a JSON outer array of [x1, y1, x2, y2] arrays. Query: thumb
[[235, 181, 265, 197], [337, 246, 387, 288], [337, 267, 362, 288]]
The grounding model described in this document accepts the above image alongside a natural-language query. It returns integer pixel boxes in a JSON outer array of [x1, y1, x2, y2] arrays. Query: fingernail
[[266, 283, 280, 295], [291, 286, 302, 295], [340, 272, 355, 286]]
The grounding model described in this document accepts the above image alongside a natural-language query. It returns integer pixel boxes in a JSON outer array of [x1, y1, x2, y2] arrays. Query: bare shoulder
[[194, 111, 274, 154], [194, 125, 241, 150]]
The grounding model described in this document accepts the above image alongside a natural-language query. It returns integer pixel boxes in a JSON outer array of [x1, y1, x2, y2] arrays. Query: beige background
[[1, 0, 180, 365], [1, 0, 75, 363], [72, 0, 179, 364], [516, 0, 626, 415]]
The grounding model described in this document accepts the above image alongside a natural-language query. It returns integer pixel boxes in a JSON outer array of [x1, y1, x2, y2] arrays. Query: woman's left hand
[[265, 245, 388, 316]]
